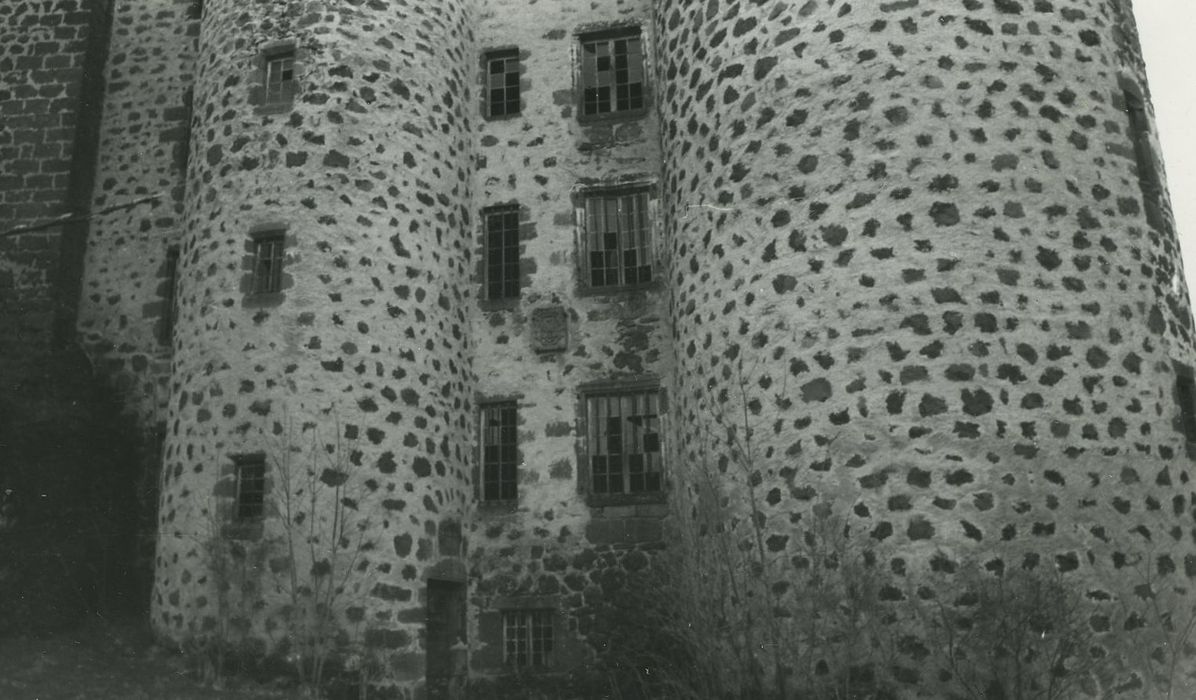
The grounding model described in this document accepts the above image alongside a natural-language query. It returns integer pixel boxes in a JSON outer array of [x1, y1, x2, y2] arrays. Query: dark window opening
[[584, 189, 652, 288], [484, 205, 521, 300], [503, 609, 553, 669], [264, 51, 297, 105], [251, 233, 285, 295], [580, 29, 645, 117], [160, 246, 179, 346], [188, 0, 203, 20], [485, 50, 521, 118], [585, 389, 661, 495], [1176, 372, 1196, 443], [1124, 89, 1168, 232], [481, 402, 518, 501], [235, 457, 266, 521]]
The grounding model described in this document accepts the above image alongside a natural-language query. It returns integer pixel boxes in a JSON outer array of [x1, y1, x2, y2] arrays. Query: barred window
[[579, 29, 645, 117], [235, 457, 266, 521], [585, 388, 662, 495], [583, 189, 652, 288], [251, 233, 285, 295], [481, 402, 518, 501], [503, 609, 553, 669], [485, 49, 521, 118], [264, 50, 296, 104], [484, 205, 521, 300]]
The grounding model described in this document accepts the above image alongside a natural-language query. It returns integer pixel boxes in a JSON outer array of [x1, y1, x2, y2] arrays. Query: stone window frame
[[250, 40, 303, 114], [478, 594, 560, 673], [1118, 80, 1170, 233], [476, 201, 533, 310], [482, 203, 522, 301], [219, 452, 272, 540], [1173, 361, 1196, 457], [481, 46, 525, 120], [573, 179, 659, 295], [157, 244, 180, 347], [502, 608, 555, 670], [576, 377, 666, 507], [477, 397, 521, 506], [573, 22, 651, 124], [241, 223, 294, 308]]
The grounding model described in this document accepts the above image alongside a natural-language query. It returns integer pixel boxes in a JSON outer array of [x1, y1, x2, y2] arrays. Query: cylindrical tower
[[153, 0, 476, 689], [657, 0, 1195, 693]]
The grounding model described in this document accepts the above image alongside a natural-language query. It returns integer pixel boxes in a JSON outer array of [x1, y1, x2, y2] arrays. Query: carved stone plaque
[[530, 306, 568, 353]]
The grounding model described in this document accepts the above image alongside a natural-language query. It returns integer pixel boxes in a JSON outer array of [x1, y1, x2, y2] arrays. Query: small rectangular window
[[251, 233, 285, 295], [481, 402, 518, 501], [264, 50, 296, 105], [483, 205, 521, 300], [485, 49, 521, 118], [235, 457, 266, 520], [584, 388, 662, 496], [160, 246, 179, 346], [579, 28, 645, 117], [583, 189, 652, 288], [503, 609, 553, 669]]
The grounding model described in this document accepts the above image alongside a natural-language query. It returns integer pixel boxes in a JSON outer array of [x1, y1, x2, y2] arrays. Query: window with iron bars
[[485, 49, 521, 118], [579, 28, 645, 117], [250, 233, 285, 295], [584, 388, 661, 496], [235, 456, 266, 521], [481, 402, 518, 501], [582, 189, 652, 288], [503, 609, 553, 669], [483, 205, 521, 300]]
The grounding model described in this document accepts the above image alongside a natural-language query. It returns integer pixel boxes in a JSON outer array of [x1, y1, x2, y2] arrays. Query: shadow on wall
[[0, 341, 149, 633]]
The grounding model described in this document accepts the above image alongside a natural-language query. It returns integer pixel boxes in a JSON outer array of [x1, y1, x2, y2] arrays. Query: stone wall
[[149, 0, 479, 689], [465, 0, 666, 682], [655, 0, 1196, 692]]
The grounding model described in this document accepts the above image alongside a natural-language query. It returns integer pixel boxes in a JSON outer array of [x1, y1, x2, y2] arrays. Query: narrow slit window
[[481, 402, 519, 501], [503, 609, 553, 669], [1176, 372, 1196, 443], [160, 246, 179, 346], [264, 50, 296, 104], [235, 457, 266, 521], [1124, 89, 1167, 231], [586, 388, 661, 496], [580, 29, 645, 117], [485, 50, 521, 118], [483, 205, 521, 300], [583, 189, 652, 288], [251, 233, 285, 295]]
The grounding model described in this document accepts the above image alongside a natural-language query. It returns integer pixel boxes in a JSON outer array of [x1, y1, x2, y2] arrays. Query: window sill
[[585, 491, 666, 509], [574, 280, 660, 299], [476, 500, 520, 515], [254, 101, 294, 116], [482, 111, 524, 123], [221, 520, 264, 541], [577, 107, 649, 126], [478, 297, 520, 312], [243, 292, 285, 308]]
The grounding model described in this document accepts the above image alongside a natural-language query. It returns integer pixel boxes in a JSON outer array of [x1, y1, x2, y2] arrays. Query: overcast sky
[[1135, 2, 1196, 295]]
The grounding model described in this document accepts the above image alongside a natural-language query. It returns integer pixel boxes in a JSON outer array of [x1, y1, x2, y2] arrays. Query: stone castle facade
[[4, 0, 1196, 696]]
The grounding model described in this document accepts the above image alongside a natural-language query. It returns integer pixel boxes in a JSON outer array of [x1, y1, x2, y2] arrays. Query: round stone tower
[[656, 0, 1196, 692], [153, 0, 476, 687]]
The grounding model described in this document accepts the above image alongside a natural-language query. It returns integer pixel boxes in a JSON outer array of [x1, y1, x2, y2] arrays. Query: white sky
[[1135, 2, 1196, 294]]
